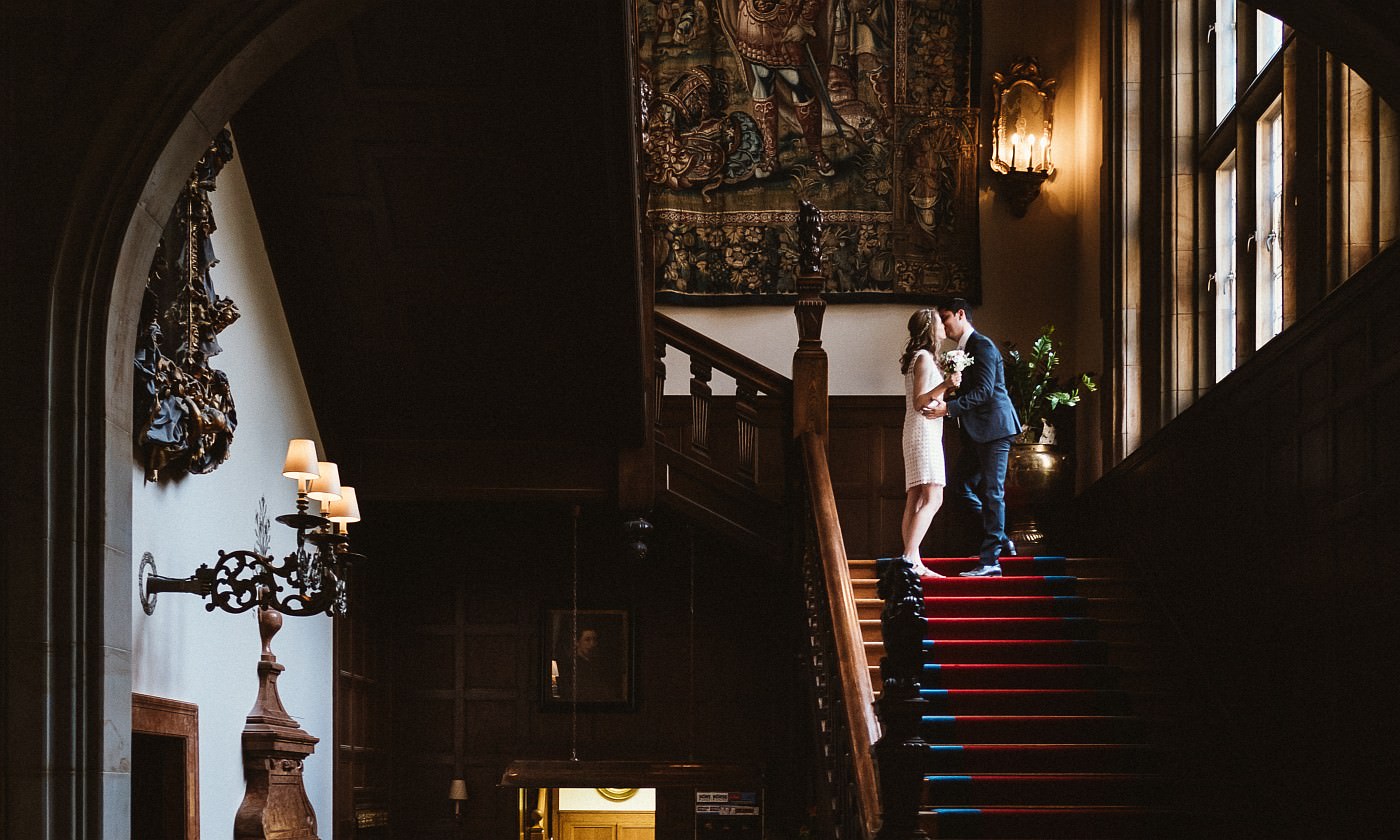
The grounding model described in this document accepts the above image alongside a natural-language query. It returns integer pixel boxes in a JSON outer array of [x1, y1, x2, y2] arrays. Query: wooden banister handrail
[[656, 312, 793, 399], [653, 204, 878, 836], [802, 430, 881, 840]]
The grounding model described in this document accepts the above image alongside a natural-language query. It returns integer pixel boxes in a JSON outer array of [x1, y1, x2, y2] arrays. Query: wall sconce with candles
[[989, 57, 1057, 217], [139, 438, 366, 617]]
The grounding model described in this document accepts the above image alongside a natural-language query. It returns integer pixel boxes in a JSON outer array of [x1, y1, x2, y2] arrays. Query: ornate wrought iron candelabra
[[140, 439, 365, 617]]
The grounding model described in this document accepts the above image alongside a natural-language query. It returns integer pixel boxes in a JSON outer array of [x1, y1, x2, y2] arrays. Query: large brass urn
[[1003, 442, 1070, 553]]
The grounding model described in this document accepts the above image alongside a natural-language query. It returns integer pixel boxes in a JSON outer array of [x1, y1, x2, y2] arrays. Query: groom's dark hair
[[941, 297, 972, 315]]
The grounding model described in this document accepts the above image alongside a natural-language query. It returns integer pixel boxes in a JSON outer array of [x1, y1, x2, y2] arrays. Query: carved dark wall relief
[[134, 129, 240, 480]]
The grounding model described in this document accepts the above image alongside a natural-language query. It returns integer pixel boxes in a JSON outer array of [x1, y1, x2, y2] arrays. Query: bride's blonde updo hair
[[900, 308, 939, 374]]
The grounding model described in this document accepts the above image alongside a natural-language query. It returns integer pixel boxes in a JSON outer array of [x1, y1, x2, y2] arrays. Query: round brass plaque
[[596, 788, 639, 802]]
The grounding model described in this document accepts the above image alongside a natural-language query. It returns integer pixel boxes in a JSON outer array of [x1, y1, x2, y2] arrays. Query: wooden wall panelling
[[827, 397, 894, 558], [827, 396, 972, 559], [370, 499, 804, 837], [335, 549, 391, 837], [1073, 244, 1400, 837]]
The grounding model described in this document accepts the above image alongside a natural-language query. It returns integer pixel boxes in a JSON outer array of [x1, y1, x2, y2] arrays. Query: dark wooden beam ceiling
[[232, 1, 644, 471]]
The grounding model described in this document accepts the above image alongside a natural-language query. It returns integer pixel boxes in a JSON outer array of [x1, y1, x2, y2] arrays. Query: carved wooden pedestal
[[234, 607, 321, 840], [793, 200, 829, 439]]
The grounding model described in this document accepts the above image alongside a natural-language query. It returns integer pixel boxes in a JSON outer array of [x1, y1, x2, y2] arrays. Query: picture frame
[[541, 608, 635, 711]]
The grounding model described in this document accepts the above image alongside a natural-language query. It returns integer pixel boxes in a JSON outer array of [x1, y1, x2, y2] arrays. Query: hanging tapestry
[[639, 0, 980, 304]]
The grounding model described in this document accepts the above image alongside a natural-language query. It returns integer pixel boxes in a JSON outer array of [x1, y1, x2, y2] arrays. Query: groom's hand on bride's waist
[[922, 401, 948, 419]]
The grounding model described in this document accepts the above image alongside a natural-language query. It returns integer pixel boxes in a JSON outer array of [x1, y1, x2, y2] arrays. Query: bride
[[899, 309, 961, 577]]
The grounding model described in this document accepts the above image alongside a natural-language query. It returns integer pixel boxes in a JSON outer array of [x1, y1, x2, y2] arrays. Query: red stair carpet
[[910, 555, 1188, 839]]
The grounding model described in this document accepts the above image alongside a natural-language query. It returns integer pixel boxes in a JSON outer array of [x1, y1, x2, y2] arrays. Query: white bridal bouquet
[[939, 349, 975, 375]]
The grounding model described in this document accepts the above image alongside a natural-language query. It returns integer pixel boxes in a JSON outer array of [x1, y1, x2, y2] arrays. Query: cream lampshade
[[326, 486, 360, 523], [281, 439, 319, 481], [449, 778, 468, 816], [307, 461, 342, 502]]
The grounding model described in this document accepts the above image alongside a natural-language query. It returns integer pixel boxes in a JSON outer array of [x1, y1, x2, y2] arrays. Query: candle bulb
[[1039, 133, 1050, 172], [1010, 132, 1020, 169]]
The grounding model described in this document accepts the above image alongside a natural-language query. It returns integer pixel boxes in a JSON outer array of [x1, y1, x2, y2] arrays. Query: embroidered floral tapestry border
[[640, 0, 980, 304]]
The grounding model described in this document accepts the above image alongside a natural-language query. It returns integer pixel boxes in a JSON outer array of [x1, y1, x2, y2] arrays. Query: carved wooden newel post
[[875, 559, 931, 839], [793, 200, 828, 438], [234, 606, 321, 839]]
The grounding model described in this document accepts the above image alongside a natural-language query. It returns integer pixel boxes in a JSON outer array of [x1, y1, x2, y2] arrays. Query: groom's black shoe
[[959, 563, 1002, 577], [1001, 538, 1017, 557]]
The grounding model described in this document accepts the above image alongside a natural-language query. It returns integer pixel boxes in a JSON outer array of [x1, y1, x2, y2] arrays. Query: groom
[[924, 299, 1022, 576]]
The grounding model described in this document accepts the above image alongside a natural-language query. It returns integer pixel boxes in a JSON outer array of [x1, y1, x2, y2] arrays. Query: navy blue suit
[[945, 331, 1021, 566]]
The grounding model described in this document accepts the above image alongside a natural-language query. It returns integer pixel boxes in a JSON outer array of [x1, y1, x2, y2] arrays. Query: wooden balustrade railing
[[650, 201, 882, 838], [655, 312, 792, 489]]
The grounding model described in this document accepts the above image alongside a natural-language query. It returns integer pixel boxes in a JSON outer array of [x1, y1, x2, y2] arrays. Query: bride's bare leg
[[901, 484, 946, 576]]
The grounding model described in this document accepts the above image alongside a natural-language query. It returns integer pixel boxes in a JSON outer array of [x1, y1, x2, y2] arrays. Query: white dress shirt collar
[[957, 327, 975, 351]]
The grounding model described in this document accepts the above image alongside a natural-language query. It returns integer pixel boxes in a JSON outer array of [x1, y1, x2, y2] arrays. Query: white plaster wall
[[131, 137, 334, 836], [559, 788, 657, 812], [657, 303, 924, 396]]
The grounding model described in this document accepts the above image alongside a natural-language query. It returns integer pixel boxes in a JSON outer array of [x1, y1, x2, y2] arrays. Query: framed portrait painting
[[542, 608, 635, 711]]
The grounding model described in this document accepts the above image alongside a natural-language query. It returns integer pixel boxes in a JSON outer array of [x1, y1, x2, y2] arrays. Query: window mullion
[[1281, 39, 1325, 326], [1235, 104, 1258, 363], [1235, 0, 1256, 108]]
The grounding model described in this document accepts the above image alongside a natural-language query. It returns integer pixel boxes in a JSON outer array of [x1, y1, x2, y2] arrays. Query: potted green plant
[[1004, 324, 1097, 444], [1001, 325, 1097, 551]]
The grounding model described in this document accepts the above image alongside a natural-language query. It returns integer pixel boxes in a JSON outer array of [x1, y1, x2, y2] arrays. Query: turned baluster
[[689, 359, 713, 459], [735, 379, 759, 484], [654, 335, 668, 439]]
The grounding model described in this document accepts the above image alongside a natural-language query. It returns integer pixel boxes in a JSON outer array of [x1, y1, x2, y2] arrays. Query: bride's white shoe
[[907, 558, 945, 578]]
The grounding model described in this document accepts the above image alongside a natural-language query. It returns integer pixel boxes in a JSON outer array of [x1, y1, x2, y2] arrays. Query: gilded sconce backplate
[[989, 57, 1057, 217]]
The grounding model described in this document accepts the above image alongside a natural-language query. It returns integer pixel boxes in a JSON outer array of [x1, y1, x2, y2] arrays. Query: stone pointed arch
[[2, 2, 379, 836]]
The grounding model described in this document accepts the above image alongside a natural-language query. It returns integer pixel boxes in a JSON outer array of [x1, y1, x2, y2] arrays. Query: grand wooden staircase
[[854, 554, 1200, 838], [647, 206, 1207, 838], [652, 307, 1206, 837]]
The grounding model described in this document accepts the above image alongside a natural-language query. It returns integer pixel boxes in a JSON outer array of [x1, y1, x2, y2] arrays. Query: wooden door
[[558, 810, 655, 840], [131, 694, 199, 840]]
